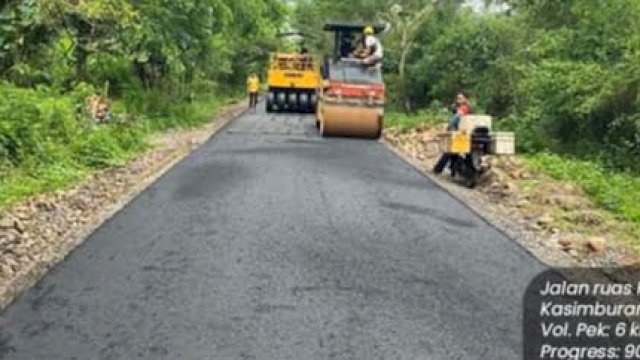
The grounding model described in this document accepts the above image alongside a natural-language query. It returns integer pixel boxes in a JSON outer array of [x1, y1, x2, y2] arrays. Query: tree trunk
[[70, 15, 91, 82], [74, 44, 88, 81], [399, 31, 411, 113]]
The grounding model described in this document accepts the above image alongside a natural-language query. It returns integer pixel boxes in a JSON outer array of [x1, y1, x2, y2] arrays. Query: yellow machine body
[[267, 53, 320, 90], [438, 131, 471, 154], [265, 53, 320, 113]]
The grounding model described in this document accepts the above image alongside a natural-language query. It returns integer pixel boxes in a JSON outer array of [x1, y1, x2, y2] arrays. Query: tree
[[379, 0, 439, 111]]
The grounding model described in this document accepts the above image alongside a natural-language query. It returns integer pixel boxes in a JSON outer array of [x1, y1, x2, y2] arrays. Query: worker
[[434, 92, 472, 175], [349, 34, 367, 58], [447, 93, 471, 130], [298, 47, 311, 70], [246, 73, 260, 111], [361, 25, 384, 66]]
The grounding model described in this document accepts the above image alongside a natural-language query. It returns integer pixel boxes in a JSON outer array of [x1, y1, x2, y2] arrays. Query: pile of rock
[[384, 123, 619, 265], [384, 125, 442, 164]]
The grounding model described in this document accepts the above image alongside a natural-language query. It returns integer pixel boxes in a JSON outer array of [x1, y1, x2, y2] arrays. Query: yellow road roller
[[316, 24, 386, 139], [266, 48, 320, 113]]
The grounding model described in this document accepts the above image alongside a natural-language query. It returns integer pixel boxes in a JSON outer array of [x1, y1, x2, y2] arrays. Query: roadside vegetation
[[0, 0, 287, 209], [2, 0, 639, 236], [385, 110, 441, 130], [294, 0, 640, 233], [524, 154, 640, 226], [385, 109, 640, 233]]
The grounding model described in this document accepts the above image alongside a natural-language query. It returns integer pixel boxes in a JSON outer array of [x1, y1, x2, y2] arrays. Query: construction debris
[[85, 94, 111, 123], [385, 123, 635, 266], [587, 237, 607, 253]]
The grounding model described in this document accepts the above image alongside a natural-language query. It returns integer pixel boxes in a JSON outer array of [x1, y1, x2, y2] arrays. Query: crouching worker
[[433, 93, 472, 175]]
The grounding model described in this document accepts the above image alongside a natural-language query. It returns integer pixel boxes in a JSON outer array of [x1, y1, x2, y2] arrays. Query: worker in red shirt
[[447, 92, 471, 130], [435, 92, 472, 175]]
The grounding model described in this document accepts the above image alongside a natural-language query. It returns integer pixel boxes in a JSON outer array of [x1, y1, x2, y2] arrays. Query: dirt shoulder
[[0, 101, 246, 310], [384, 125, 639, 268]]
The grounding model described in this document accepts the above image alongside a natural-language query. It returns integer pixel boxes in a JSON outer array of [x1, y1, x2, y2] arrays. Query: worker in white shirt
[[361, 25, 384, 66]]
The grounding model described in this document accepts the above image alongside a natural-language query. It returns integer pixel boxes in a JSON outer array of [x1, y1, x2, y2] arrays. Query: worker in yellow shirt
[[247, 73, 260, 111]]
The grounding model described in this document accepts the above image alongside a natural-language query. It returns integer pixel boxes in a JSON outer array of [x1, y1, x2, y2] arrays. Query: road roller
[[316, 24, 387, 139], [266, 48, 321, 113], [434, 115, 515, 188]]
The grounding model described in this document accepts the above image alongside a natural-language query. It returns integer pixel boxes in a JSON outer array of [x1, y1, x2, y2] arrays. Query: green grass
[[0, 165, 88, 207], [524, 153, 640, 225], [383, 109, 640, 230], [385, 109, 445, 130], [0, 87, 235, 210], [143, 96, 233, 132]]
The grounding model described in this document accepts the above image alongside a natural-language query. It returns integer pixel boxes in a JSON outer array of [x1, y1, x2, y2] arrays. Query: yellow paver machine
[[266, 33, 321, 113]]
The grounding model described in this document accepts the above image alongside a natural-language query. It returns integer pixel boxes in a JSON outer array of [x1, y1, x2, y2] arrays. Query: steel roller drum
[[320, 104, 383, 139]]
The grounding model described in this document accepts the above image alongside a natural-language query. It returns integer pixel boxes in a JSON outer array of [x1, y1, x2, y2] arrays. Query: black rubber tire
[[266, 91, 275, 112], [276, 92, 286, 109], [463, 156, 478, 188], [299, 93, 310, 113], [287, 93, 298, 112], [465, 175, 477, 189], [470, 151, 483, 172]]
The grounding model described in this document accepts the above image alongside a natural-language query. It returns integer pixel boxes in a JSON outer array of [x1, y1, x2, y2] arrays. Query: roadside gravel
[[0, 101, 246, 310], [384, 125, 637, 268]]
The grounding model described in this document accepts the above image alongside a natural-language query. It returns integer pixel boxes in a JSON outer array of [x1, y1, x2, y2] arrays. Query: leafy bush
[[0, 0, 283, 208], [71, 125, 146, 167], [403, 1, 640, 173], [525, 153, 640, 224], [0, 84, 78, 166], [514, 61, 616, 149], [0, 80, 231, 208], [86, 54, 138, 97]]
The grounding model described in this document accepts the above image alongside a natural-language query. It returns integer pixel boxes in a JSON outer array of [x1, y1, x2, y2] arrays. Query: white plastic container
[[490, 132, 515, 155], [459, 115, 492, 133]]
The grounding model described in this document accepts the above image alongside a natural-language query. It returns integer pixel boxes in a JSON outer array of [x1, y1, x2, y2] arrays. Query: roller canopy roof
[[323, 24, 386, 34]]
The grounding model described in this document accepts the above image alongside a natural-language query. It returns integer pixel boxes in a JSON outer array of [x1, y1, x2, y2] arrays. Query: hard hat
[[364, 26, 374, 35]]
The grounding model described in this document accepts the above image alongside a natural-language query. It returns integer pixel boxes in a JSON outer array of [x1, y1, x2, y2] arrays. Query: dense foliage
[[0, 0, 288, 206], [1, 0, 639, 209], [0, 0, 286, 89], [293, 0, 640, 173]]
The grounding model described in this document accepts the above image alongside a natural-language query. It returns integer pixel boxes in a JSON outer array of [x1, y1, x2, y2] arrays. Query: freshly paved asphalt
[[0, 106, 544, 359]]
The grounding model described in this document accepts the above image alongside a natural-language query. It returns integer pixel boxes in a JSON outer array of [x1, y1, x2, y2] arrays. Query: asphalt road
[[0, 106, 544, 359]]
